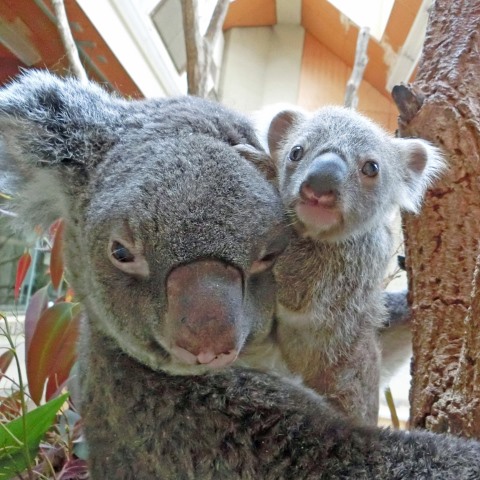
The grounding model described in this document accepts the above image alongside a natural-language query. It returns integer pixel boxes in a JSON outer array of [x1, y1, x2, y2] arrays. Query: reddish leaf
[[50, 219, 65, 291], [25, 285, 49, 353], [0, 349, 14, 380], [45, 322, 80, 402], [45, 375, 68, 403], [48, 218, 62, 237], [45, 300, 81, 400], [27, 303, 82, 405], [14, 251, 31, 301]]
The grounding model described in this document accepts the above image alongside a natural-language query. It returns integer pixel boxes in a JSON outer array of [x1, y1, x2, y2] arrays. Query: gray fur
[[264, 107, 444, 424], [1, 72, 477, 479], [380, 290, 412, 387]]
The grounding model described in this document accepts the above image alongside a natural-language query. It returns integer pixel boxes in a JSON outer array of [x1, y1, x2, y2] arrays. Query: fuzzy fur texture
[[263, 107, 445, 424], [380, 290, 412, 386], [0, 72, 477, 479]]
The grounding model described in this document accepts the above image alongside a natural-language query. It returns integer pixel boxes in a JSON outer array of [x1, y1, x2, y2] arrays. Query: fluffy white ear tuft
[[252, 104, 306, 156], [395, 138, 446, 213], [0, 70, 119, 229]]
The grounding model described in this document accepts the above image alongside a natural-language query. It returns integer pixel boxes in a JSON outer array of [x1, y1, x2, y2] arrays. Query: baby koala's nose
[[300, 152, 347, 199]]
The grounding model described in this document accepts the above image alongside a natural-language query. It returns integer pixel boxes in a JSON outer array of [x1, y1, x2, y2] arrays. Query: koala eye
[[361, 160, 379, 177], [250, 238, 288, 275], [111, 241, 135, 263], [108, 238, 150, 277], [250, 253, 279, 275], [289, 145, 304, 162]]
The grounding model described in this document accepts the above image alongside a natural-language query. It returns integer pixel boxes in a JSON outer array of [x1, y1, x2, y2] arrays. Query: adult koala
[[1, 71, 479, 479]]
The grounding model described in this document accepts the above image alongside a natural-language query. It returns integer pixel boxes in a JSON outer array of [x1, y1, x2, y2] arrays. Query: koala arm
[[380, 289, 412, 386], [85, 330, 480, 480]]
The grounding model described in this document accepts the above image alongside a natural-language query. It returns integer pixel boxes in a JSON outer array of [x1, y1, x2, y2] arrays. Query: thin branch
[[384, 387, 400, 429], [51, 0, 88, 83], [205, 0, 230, 45], [344, 26, 370, 109], [180, 0, 206, 96]]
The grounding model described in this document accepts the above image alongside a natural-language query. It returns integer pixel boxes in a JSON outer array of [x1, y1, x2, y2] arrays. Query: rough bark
[[432, 250, 480, 437], [344, 26, 370, 109], [392, 0, 480, 436], [181, 0, 229, 98]]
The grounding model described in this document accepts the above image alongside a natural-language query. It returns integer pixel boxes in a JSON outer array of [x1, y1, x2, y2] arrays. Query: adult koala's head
[[0, 71, 287, 374]]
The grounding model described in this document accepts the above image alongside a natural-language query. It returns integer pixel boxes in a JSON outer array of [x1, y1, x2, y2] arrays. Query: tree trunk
[[392, 0, 480, 436]]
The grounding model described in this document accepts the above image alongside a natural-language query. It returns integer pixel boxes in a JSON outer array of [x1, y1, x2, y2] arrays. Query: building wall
[[220, 27, 398, 132], [298, 32, 398, 131], [219, 25, 304, 112]]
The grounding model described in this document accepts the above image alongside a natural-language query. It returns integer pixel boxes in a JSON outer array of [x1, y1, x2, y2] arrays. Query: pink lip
[[296, 200, 341, 228], [170, 345, 239, 368], [301, 192, 337, 208]]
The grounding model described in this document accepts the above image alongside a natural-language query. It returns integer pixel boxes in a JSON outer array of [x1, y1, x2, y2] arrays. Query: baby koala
[[262, 106, 444, 424]]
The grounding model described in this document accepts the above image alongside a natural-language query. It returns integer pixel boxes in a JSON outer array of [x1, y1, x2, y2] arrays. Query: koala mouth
[[295, 191, 342, 232], [300, 191, 337, 208]]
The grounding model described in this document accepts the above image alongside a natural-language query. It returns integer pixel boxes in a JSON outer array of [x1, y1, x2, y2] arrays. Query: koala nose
[[300, 152, 347, 199], [165, 260, 245, 368]]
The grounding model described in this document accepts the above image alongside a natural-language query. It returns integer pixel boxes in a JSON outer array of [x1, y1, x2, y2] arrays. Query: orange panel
[[357, 81, 398, 132], [299, 32, 397, 132], [301, 0, 420, 99], [0, 0, 142, 96], [298, 32, 349, 110], [1, 0, 67, 69], [384, 0, 422, 51], [224, 0, 276, 31], [302, 0, 362, 64], [67, 0, 142, 97]]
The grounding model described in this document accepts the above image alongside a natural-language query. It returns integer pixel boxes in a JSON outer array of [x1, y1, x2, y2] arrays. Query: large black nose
[[300, 152, 347, 197]]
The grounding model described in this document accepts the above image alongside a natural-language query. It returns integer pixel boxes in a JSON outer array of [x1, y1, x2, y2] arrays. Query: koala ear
[[233, 144, 277, 181], [0, 70, 121, 228], [394, 138, 446, 213], [267, 109, 305, 157]]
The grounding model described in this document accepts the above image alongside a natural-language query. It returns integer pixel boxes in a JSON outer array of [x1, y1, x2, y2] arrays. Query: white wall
[[219, 25, 305, 112]]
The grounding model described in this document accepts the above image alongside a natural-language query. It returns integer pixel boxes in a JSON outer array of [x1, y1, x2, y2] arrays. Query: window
[[327, 0, 395, 40]]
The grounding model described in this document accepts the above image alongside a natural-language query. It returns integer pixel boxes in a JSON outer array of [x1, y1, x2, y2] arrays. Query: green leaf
[[0, 393, 68, 478], [27, 303, 81, 405]]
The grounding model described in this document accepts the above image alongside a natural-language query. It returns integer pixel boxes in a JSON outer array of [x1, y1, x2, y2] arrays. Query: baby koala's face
[[267, 106, 441, 242]]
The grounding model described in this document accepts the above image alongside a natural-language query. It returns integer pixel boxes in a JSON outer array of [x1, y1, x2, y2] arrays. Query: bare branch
[[344, 26, 370, 109], [52, 0, 88, 83], [205, 0, 230, 45], [180, 0, 207, 96]]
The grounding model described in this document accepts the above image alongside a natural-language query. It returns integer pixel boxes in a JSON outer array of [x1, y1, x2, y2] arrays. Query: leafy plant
[[0, 216, 88, 479], [0, 391, 68, 478]]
